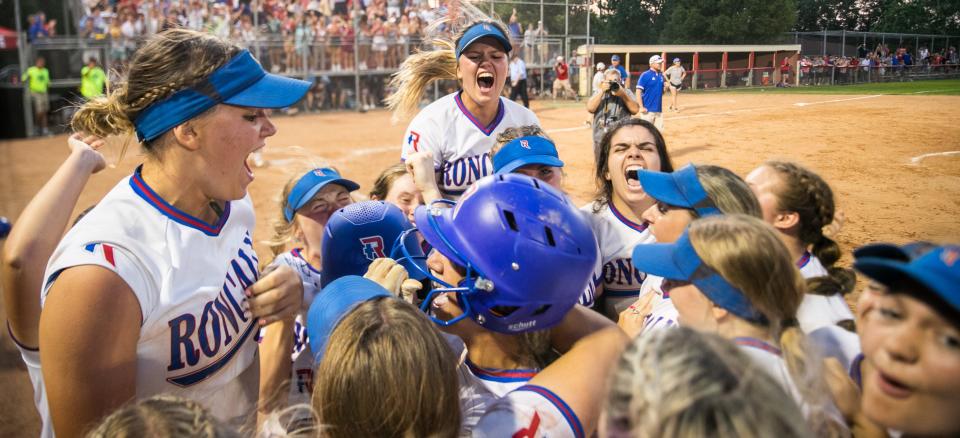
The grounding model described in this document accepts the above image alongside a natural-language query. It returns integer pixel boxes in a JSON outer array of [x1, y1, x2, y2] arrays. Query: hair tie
[[781, 318, 800, 328]]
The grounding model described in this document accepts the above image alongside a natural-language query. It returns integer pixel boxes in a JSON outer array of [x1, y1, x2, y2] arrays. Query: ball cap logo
[[483, 24, 491, 31], [519, 139, 530, 149], [313, 169, 326, 177], [942, 248, 959, 267]]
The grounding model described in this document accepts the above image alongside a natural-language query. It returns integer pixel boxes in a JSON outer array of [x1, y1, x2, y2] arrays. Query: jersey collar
[[609, 201, 649, 233], [129, 165, 231, 236], [455, 91, 505, 136]]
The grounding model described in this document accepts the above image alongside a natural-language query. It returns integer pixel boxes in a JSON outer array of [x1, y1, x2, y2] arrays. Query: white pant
[[640, 111, 663, 130]]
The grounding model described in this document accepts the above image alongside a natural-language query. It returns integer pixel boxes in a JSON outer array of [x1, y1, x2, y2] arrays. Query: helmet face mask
[[410, 174, 600, 334]]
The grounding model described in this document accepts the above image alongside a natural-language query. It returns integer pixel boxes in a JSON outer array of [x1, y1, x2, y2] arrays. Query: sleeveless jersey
[[41, 167, 259, 424], [400, 91, 540, 198], [580, 201, 655, 319], [265, 248, 324, 410], [796, 253, 855, 333], [473, 385, 585, 438]]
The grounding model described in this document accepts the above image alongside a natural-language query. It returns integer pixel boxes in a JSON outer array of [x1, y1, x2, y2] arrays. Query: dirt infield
[[1, 91, 958, 434]]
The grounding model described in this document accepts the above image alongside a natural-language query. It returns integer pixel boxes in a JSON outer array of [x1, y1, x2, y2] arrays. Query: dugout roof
[[578, 44, 802, 55]]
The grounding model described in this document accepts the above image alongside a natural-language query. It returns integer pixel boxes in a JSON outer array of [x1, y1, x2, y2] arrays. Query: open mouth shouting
[[477, 71, 496, 93], [625, 164, 644, 190]]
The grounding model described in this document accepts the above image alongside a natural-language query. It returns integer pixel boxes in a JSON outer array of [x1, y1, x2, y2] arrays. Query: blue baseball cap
[[638, 164, 720, 217], [306, 275, 394, 363], [632, 230, 768, 324], [456, 22, 512, 59], [853, 241, 936, 262], [611, 55, 621, 61], [493, 136, 564, 175], [134, 50, 310, 142], [854, 244, 960, 315], [284, 168, 360, 222], [320, 201, 428, 287]]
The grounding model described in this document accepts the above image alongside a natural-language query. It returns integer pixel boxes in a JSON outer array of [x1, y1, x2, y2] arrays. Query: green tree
[[873, 0, 960, 34], [592, 0, 664, 44], [660, 0, 797, 44]]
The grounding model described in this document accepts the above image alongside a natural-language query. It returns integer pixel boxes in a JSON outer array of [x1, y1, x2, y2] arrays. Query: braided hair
[[71, 29, 242, 154], [86, 395, 238, 438], [764, 161, 856, 300]]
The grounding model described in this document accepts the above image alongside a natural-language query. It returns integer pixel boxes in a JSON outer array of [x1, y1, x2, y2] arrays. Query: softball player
[[745, 161, 856, 333], [854, 243, 960, 436], [409, 173, 600, 398], [583, 118, 674, 320], [257, 167, 357, 420], [369, 163, 424, 223], [489, 125, 602, 307], [39, 29, 309, 436], [617, 163, 762, 337], [1, 134, 106, 438], [631, 214, 847, 435], [664, 58, 686, 112], [387, 10, 540, 199]]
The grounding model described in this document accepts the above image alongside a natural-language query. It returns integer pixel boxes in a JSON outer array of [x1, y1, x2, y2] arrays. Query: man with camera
[[587, 68, 640, 155]]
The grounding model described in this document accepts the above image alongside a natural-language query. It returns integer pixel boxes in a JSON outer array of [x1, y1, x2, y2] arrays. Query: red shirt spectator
[[555, 61, 569, 81]]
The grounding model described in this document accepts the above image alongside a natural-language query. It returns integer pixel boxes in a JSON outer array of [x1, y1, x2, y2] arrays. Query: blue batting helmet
[[321, 201, 428, 287], [408, 173, 599, 334]]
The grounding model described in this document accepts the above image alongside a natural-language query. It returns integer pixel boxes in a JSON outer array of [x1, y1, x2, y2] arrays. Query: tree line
[[592, 0, 960, 45]]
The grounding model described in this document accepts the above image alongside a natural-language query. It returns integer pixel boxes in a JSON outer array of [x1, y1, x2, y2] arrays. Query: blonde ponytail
[[385, 40, 458, 122]]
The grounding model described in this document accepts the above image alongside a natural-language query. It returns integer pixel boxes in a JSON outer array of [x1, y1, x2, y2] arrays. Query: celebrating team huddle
[[1, 6, 958, 438]]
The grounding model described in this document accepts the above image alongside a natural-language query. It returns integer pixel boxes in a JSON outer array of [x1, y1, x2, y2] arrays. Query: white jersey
[[41, 168, 259, 424], [473, 384, 585, 438], [578, 210, 603, 309], [580, 201, 656, 318], [464, 359, 538, 398], [736, 337, 848, 433], [638, 275, 679, 334], [265, 249, 323, 410], [401, 92, 540, 198], [796, 253, 855, 333], [11, 338, 52, 438]]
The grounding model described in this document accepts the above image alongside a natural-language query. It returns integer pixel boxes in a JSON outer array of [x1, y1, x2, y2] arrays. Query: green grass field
[[691, 79, 960, 95]]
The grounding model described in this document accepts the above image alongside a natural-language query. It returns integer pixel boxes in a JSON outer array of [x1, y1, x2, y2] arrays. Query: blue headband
[[638, 164, 721, 217], [493, 136, 564, 175], [456, 22, 512, 59], [134, 50, 311, 142], [632, 231, 768, 324]]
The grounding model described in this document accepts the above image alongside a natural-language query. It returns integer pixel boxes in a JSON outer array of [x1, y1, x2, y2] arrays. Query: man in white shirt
[[509, 53, 529, 108]]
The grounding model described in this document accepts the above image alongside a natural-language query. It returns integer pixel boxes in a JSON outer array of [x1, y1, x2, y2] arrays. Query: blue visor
[[632, 231, 767, 324], [134, 50, 311, 142], [853, 241, 936, 262], [855, 245, 960, 315], [284, 168, 360, 222], [456, 22, 512, 59], [493, 136, 564, 175], [638, 164, 720, 217], [306, 276, 393, 364]]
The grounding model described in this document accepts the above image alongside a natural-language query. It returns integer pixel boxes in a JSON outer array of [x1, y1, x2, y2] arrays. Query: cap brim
[[414, 205, 469, 268], [632, 241, 688, 281], [853, 243, 910, 261], [496, 155, 565, 175], [224, 72, 311, 108], [294, 178, 361, 213], [459, 34, 512, 56], [637, 170, 691, 208], [854, 257, 959, 310]]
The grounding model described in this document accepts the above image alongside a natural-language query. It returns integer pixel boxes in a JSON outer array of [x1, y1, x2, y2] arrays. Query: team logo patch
[[360, 236, 386, 261], [519, 139, 530, 149], [483, 24, 491, 31], [84, 242, 116, 267], [313, 168, 326, 176], [942, 248, 959, 267], [406, 131, 421, 152]]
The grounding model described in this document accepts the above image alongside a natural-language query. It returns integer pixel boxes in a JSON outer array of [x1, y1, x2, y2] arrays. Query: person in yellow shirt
[[21, 56, 50, 136], [80, 57, 107, 100]]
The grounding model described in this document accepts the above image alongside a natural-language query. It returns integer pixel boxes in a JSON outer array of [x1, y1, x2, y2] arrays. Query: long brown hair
[[313, 298, 461, 438], [592, 118, 674, 212]]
